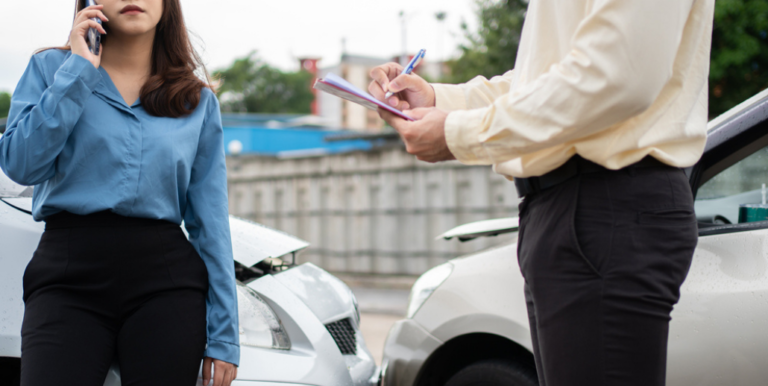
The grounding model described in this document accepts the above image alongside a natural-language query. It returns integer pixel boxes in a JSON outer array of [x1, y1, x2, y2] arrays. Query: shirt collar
[[93, 67, 142, 114]]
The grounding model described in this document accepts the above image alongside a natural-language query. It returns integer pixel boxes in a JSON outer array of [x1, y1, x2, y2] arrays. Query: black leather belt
[[514, 155, 669, 198]]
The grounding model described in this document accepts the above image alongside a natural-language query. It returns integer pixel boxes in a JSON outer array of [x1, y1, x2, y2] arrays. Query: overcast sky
[[0, 0, 478, 93]]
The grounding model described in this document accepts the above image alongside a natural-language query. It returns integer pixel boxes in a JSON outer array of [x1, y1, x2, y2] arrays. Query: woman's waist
[[44, 210, 180, 230], [30, 172, 188, 223]]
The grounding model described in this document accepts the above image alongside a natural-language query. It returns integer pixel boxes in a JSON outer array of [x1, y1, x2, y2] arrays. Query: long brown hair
[[44, 0, 213, 117]]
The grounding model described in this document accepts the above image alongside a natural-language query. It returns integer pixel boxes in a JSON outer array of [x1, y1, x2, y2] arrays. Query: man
[[368, 1, 715, 385]]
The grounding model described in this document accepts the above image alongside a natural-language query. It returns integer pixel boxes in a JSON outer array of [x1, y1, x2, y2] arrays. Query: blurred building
[[317, 54, 389, 131]]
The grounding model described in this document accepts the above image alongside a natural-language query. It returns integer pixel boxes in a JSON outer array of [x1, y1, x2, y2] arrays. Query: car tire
[[444, 359, 538, 386]]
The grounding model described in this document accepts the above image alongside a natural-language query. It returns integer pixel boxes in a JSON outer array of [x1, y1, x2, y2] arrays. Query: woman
[[0, 1, 239, 385]]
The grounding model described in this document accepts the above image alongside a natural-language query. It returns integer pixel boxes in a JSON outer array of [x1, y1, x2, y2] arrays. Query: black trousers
[[20, 211, 209, 386], [517, 163, 698, 386]]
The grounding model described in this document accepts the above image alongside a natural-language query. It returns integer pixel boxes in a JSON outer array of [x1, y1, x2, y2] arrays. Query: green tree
[[214, 51, 315, 114], [446, 0, 768, 119], [445, 0, 528, 84], [0, 92, 11, 119], [710, 0, 768, 118]]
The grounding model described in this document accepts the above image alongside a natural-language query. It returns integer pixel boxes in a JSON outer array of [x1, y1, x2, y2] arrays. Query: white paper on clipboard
[[313, 73, 414, 121]]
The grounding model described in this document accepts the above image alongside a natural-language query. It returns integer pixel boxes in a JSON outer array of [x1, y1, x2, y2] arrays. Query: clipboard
[[314, 73, 414, 121]]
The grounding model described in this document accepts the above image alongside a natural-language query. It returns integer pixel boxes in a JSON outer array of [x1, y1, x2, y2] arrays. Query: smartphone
[[85, 0, 101, 55]]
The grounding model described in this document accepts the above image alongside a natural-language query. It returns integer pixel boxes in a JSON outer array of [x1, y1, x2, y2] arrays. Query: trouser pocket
[[157, 227, 209, 293], [573, 176, 615, 277], [517, 178, 600, 286], [23, 229, 70, 303]]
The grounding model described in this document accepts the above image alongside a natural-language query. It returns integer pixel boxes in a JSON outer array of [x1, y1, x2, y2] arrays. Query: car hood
[[225, 216, 310, 266], [0, 171, 32, 198], [437, 217, 519, 242], [0, 196, 308, 267], [1, 197, 32, 214]]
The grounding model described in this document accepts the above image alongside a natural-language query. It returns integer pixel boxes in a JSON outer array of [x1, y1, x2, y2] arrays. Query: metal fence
[[226, 147, 521, 276]]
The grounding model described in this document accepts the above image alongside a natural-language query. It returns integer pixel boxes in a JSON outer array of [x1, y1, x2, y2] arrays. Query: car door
[[666, 89, 768, 386]]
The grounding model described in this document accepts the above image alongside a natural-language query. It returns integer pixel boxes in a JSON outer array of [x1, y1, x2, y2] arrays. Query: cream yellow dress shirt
[[434, 0, 715, 178]]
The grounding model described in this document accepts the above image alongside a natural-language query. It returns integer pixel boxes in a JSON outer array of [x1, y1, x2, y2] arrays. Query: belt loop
[[570, 155, 581, 176], [529, 177, 541, 193]]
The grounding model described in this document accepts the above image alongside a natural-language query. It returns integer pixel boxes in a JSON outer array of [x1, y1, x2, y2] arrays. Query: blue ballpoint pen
[[384, 49, 426, 99]]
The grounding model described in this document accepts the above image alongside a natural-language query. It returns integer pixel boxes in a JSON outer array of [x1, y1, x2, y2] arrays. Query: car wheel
[[444, 359, 538, 386]]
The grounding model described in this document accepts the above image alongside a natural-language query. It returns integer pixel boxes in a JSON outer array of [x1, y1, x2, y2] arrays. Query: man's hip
[[516, 159, 698, 386], [517, 157, 697, 282]]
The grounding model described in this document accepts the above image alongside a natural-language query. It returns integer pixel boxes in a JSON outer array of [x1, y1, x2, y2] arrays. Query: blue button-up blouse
[[0, 50, 239, 365]]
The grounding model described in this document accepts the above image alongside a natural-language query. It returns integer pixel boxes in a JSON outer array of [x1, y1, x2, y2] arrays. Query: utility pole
[[399, 10, 408, 66], [435, 11, 447, 79], [435, 11, 447, 60]]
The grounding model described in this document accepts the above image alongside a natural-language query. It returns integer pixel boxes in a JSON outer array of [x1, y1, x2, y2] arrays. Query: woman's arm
[[0, 53, 101, 185], [183, 93, 240, 368]]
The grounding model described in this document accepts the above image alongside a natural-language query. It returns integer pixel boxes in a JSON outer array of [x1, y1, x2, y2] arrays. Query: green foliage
[[214, 51, 315, 114], [445, 0, 528, 83], [0, 92, 11, 119], [709, 0, 768, 118]]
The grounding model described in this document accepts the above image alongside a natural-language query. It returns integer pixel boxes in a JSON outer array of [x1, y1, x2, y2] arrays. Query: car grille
[[325, 318, 357, 355]]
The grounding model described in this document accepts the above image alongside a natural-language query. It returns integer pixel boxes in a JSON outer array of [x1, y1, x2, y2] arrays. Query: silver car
[[381, 89, 768, 386], [0, 174, 379, 386]]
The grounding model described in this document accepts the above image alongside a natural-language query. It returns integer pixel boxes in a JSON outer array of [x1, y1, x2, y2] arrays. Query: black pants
[[20, 211, 209, 386], [517, 164, 698, 386]]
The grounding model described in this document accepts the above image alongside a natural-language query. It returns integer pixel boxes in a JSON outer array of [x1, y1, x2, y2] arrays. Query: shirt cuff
[[57, 53, 102, 92], [432, 83, 467, 112], [445, 108, 494, 165], [205, 338, 241, 367]]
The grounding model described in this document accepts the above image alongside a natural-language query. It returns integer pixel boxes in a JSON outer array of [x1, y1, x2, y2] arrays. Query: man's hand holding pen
[[368, 61, 456, 163]]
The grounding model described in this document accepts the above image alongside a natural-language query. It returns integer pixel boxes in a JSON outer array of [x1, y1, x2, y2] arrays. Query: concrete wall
[[227, 147, 521, 276]]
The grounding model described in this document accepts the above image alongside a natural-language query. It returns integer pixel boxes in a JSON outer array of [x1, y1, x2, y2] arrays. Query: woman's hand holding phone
[[69, 4, 108, 68]]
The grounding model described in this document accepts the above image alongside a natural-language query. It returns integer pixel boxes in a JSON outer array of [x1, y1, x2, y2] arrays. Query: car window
[[695, 146, 768, 225]]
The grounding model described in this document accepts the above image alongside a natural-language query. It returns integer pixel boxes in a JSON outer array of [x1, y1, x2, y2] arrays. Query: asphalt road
[[360, 312, 403, 366], [350, 287, 410, 365], [351, 287, 410, 315]]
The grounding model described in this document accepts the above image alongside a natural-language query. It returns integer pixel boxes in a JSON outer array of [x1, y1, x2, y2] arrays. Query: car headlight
[[236, 283, 291, 350], [350, 290, 361, 327], [406, 263, 454, 318]]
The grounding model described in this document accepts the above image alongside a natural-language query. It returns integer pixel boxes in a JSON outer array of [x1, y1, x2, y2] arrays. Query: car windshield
[[694, 145, 768, 224], [0, 171, 32, 198]]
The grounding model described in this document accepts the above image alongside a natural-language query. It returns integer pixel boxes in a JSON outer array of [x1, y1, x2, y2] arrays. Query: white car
[[0, 174, 379, 386], [381, 88, 768, 386]]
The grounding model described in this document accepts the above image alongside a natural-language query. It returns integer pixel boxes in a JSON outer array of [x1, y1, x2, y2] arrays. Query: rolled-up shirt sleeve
[[0, 53, 101, 185], [183, 94, 240, 366], [440, 0, 695, 166]]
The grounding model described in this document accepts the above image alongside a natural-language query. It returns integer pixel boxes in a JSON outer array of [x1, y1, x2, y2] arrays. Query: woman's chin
[[108, 22, 156, 37]]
